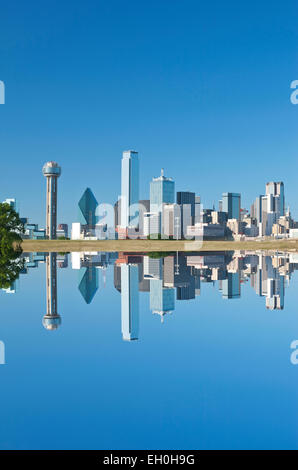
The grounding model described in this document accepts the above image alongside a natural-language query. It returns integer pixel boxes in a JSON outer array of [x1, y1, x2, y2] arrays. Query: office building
[[222, 192, 241, 221], [149, 169, 175, 236], [150, 168, 175, 212], [162, 203, 181, 239], [42, 161, 61, 239], [176, 191, 195, 238], [78, 188, 98, 227], [120, 150, 139, 230], [266, 182, 285, 216]]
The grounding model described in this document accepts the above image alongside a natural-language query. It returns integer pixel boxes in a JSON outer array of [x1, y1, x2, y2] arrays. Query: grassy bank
[[19, 238, 298, 253]]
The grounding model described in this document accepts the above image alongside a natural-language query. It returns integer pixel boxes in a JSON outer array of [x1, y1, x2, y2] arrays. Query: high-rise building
[[162, 203, 181, 239], [78, 188, 98, 227], [177, 191, 195, 238], [150, 169, 175, 212], [149, 169, 175, 236], [251, 195, 263, 224], [42, 161, 61, 239], [42, 253, 61, 330], [120, 150, 139, 229], [266, 182, 285, 216], [222, 192, 241, 221]]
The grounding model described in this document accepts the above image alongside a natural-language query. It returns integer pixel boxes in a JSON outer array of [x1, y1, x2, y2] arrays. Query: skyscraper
[[42, 161, 61, 239], [222, 192, 241, 220], [120, 150, 139, 230], [78, 188, 98, 227], [150, 169, 175, 236], [42, 253, 61, 330], [177, 191, 195, 238], [265, 181, 285, 216], [150, 169, 175, 212]]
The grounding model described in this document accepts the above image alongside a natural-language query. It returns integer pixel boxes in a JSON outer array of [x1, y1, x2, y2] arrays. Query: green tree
[[0, 203, 24, 235], [0, 203, 24, 289]]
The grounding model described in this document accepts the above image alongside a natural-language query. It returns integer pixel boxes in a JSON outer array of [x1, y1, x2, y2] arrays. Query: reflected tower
[[43, 253, 61, 330], [42, 161, 61, 239], [121, 264, 139, 341]]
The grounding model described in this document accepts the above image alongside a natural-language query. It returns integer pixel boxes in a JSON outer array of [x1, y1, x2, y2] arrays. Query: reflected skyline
[[2, 250, 297, 340]]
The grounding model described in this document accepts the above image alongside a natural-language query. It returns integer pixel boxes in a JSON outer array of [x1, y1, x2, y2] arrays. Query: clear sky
[[0, 0, 298, 226]]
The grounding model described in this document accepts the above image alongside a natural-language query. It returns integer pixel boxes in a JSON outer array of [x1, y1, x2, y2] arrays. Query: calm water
[[0, 250, 298, 450]]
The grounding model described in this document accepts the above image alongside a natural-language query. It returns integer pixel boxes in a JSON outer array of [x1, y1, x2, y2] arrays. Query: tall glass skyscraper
[[120, 150, 139, 228], [150, 169, 175, 213], [149, 169, 175, 236], [266, 181, 285, 216], [78, 188, 98, 227], [222, 192, 241, 220]]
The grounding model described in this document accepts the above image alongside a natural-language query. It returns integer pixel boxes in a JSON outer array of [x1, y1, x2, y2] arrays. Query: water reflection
[[43, 252, 61, 330], [2, 250, 297, 339]]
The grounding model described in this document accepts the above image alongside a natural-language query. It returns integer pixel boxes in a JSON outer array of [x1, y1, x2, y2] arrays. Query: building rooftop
[[152, 168, 173, 182]]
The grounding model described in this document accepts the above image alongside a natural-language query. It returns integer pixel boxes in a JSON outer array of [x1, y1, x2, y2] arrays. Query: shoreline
[[19, 239, 298, 253]]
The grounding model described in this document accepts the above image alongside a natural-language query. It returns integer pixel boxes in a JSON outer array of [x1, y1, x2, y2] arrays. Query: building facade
[[222, 192, 241, 221], [120, 150, 139, 230]]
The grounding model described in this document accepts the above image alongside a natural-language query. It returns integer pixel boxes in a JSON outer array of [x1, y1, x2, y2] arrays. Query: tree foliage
[[0, 203, 24, 289], [0, 203, 24, 235]]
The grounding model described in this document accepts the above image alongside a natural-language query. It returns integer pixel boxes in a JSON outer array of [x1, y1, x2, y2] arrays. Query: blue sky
[[0, 0, 298, 226]]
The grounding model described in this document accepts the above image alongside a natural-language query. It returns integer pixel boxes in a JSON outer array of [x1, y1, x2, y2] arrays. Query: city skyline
[[2, 250, 295, 339], [4, 158, 297, 242]]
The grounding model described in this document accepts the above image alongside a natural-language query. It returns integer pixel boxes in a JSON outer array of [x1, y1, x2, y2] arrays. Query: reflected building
[[221, 272, 241, 299], [250, 255, 285, 310], [78, 266, 99, 304], [14, 250, 295, 336], [71, 252, 117, 304], [121, 263, 139, 341], [43, 253, 61, 330], [150, 279, 175, 321], [222, 192, 241, 221]]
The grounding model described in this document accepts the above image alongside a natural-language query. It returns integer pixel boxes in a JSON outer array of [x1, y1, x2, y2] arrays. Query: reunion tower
[[42, 161, 61, 239], [42, 161, 62, 330]]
